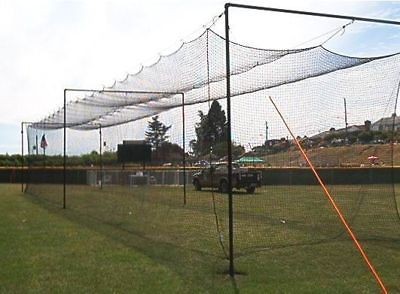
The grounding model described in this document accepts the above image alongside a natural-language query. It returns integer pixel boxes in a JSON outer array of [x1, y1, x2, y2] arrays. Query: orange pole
[[268, 96, 388, 293]]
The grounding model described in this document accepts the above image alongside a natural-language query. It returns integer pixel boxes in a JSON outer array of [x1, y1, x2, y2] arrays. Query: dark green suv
[[192, 162, 261, 194]]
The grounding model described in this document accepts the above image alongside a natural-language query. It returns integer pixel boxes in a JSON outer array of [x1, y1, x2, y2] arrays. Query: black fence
[[5, 166, 400, 185]]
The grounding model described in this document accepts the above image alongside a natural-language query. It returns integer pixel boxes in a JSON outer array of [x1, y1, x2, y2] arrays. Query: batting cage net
[[24, 20, 400, 292]]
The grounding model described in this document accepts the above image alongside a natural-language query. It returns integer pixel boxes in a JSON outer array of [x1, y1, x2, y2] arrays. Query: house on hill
[[311, 122, 369, 140], [371, 113, 400, 132]]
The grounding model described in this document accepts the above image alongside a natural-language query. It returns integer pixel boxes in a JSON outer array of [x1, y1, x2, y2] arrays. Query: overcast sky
[[1, 0, 400, 154]]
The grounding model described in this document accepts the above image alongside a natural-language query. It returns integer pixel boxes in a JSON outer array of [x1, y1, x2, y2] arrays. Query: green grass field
[[1, 183, 400, 293]]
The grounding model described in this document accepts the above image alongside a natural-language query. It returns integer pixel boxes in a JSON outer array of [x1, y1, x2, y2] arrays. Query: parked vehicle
[[192, 162, 261, 194]]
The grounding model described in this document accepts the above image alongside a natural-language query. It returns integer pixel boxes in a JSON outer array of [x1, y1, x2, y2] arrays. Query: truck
[[192, 162, 262, 194]]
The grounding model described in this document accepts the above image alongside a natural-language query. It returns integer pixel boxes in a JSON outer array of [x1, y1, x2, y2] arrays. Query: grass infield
[[1, 183, 399, 293]]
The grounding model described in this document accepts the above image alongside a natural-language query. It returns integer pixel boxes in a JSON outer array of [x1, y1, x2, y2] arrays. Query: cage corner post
[[63, 89, 67, 209], [99, 124, 103, 190], [224, 2, 235, 278], [21, 122, 24, 192], [181, 92, 187, 205]]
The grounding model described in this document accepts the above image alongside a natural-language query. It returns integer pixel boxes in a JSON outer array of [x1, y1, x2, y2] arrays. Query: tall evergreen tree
[[145, 116, 171, 150], [193, 100, 228, 156]]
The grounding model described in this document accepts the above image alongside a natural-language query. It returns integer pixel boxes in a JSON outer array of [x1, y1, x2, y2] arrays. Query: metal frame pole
[[21, 121, 40, 192], [35, 134, 38, 156], [21, 121, 61, 194], [63, 89, 67, 209], [62, 88, 184, 209], [224, 3, 235, 278], [182, 93, 187, 205], [224, 0, 400, 284], [99, 124, 103, 189], [64, 88, 183, 95], [391, 81, 400, 218], [21, 121, 36, 192], [21, 122, 24, 192], [226, 3, 400, 25], [344, 98, 348, 142]]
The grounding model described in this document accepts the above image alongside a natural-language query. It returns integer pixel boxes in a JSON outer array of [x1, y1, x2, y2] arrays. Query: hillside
[[262, 144, 400, 167]]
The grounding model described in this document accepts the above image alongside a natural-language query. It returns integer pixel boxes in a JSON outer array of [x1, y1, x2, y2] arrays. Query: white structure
[[371, 114, 400, 132]]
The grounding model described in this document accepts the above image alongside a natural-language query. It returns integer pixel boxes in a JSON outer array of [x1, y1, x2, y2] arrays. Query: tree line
[[1, 100, 240, 167], [144, 100, 244, 161], [2, 99, 398, 167]]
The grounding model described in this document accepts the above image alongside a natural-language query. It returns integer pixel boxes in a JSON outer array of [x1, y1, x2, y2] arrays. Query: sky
[[1, 0, 400, 154]]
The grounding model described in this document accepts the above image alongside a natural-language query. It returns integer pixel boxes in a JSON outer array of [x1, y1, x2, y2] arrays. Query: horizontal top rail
[[64, 88, 184, 95], [226, 3, 400, 26]]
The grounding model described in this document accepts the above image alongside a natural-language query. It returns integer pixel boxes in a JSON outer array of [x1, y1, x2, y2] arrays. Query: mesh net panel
[[25, 28, 400, 291], [32, 30, 395, 130], [25, 124, 64, 206]]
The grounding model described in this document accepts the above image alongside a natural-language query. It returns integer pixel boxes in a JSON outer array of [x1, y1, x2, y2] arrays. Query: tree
[[192, 100, 227, 156], [207, 100, 227, 143], [145, 116, 171, 150], [191, 100, 243, 158], [358, 131, 373, 144], [155, 142, 184, 162], [212, 141, 245, 158]]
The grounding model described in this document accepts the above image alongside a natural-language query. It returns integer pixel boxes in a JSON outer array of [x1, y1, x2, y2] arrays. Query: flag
[[40, 134, 48, 149]]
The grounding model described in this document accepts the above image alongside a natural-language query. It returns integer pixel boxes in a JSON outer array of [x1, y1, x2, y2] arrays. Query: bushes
[[0, 154, 23, 166], [0, 151, 118, 167]]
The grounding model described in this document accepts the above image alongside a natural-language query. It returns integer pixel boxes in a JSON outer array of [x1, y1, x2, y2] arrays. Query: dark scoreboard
[[117, 141, 151, 163]]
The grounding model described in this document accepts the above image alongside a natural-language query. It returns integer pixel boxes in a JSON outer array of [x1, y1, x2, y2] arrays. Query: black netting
[[25, 25, 400, 292], [33, 30, 398, 130]]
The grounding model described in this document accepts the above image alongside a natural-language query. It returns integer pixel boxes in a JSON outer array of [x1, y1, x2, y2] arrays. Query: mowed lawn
[[0, 184, 193, 293], [1, 183, 400, 293]]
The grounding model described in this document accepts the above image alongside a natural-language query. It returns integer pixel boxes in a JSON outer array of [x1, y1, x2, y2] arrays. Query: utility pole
[[265, 121, 269, 145], [35, 134, 38, 155], [344, 98, 348, 143], [99, 125, 103, 189]]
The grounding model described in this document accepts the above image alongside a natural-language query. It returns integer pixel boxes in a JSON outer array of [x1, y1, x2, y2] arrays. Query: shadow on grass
[[24, 192, 240, 293], [23, 185, 400, 293]]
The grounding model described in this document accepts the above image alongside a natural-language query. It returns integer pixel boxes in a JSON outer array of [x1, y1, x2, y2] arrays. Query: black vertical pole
[[344, 98, 348, 142], [59, 89, 182, 206], [21, 122, 24, 192], [225, 3, 235, 278], [35, 134, 38, 155], [63, 89, 67, 209], [391, 81, 400, 218], [182, 93, 186, 205], [99, 124, 103, 189]]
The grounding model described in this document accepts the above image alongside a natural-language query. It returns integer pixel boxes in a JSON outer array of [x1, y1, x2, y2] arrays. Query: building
[[371, 114, 400, 132], [311, 124, 366, 140]]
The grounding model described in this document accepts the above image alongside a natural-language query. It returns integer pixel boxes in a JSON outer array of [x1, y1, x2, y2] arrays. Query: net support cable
[[268, 95, 388, 293]]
